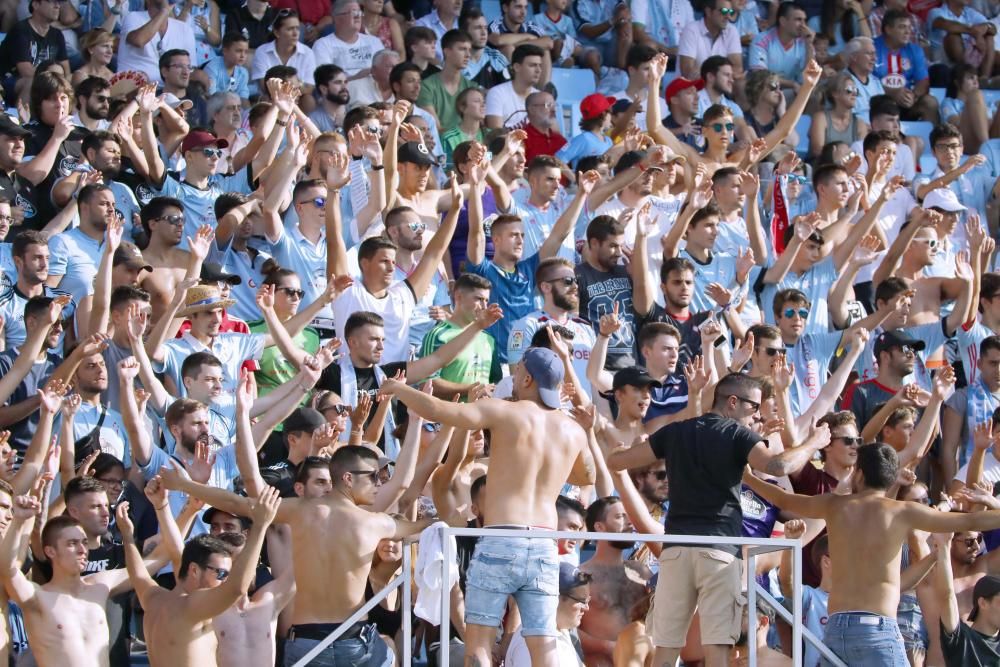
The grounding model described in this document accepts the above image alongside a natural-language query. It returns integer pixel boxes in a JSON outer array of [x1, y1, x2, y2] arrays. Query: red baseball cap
[[664, 77, 705, 104], [181, 129, 229, 154], [580, 94, 616, 121]]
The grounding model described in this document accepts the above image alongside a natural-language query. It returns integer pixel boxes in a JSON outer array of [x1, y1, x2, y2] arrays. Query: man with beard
[[578, 496, 651, 667], [0, 231, 74, 350], [515, 156, 577, 261], [607, 373, 836, 667], [71, 77, 110, 132], [159, 49, 208, 127], [51, 132, 141, 245], [461, 8, 510, 89], [309, 64, 350, 133], [46, 184, 116, 305], [522, 91, 567, 163], [509, 257, 597, 395]]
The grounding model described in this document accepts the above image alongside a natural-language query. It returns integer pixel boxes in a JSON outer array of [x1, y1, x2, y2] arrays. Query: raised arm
[[832, 179, 900, 272], [379, 379, 507, 432], [586, 304, 621, 394], [898, 368, 954, 468], [644, 54, 700, 163], [234, 371, 266, 497], [406, 305, 504, 381], [254, 285, 306, 368], [763, 214, 818, 284], [540, 170, 598, 260], [753, 60, 822, 164], [466, 149, 489, 266], [741, 467, 834, 518], [11, 380, 64, 495], [872, 208, 937, 288], [0, 496, 41, 610], [86, 217, 124, 338], [429, 427, 473, 526], [144, 279, 195, 364], [747, 423, 832, 478], [135, 84, 166, 187], [409, 174, 462, 298], [829, 235, 881, 329], [117, 357, 153, 467]]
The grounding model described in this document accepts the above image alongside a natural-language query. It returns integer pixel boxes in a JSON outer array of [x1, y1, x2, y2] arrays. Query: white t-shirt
[[485, 81, 539, 127], [956, 453, 1000, 487], [505, 630, 582, 667], [312, 32, 384, 77], [117, 13, 196, 84], [332, 280, 418, 363], [249, 41, 317, 85]]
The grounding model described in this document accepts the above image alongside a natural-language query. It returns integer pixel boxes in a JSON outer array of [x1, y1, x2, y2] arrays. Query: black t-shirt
[[633, 304, 713, 371], [317, 361, 408, 450], [0, 168, 40, 227], [940, 620, 1000, 667], [223, 3, 277, 49], [650, 413, 763, 551], [23, 120, 86, 226], [0, 19, 67, 75], [575, 261, 635, 369]]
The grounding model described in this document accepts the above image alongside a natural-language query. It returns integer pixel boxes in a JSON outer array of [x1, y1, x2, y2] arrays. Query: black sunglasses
[[202, 564, 230, 580], [834, 436, 863, 448], [349, 469, 379, 482], [648, 469, 667, 480], [759, 347, 786, 357], [277, 287, 305, 299], [321, 404, 350, 416], [546, 276, 577, 287], [730, 395, 760, 412]]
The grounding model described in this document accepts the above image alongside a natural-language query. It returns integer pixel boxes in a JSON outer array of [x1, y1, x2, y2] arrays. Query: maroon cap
[[181, 130, 229, 154], [579, 94, 616, 121], [664, 77, 704, 104]]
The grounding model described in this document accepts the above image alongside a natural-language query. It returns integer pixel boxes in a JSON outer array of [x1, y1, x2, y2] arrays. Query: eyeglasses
[[759, 346, 786, 356], [833, 436, 863, 448], [407, 221, 426, 232], [648, 469, 668, 480], [202, 564, 230, 581], [935, 142, 962, 151], [529, 102, 555, 109], [0, 215, 13, 224], [92, 94, 110, 103], [546, 276, 577, 287], [155, 214, 185, 227], [915, 237, 938, 248], [710, 122, 735, 133], [201, 148, 223, 158], [783, 308, 809, 319], [365, 124, 382, 135], [277, 287, 305, 299], [563, 593, 591, 605], [423, 422, 442, 432], [953, 535, 984, 548], [321, 404, 351, 416], [349, 469, 381, 482], [718, 6, 736, 15], [729, 395, 761, 412]]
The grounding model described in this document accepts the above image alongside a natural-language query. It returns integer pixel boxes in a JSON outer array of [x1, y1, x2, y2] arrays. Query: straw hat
[[177, 285, 236, 318]]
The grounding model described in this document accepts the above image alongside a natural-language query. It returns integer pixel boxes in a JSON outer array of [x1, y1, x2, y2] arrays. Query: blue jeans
[[896, 594, 929, 651], [464, 535, 560, 636], [282, 623, 393, 667], [821, 612, 909, 667]]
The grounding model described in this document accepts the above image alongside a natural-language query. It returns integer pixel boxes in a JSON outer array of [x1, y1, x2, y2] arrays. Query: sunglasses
[[156, 214, 185, 227], [648, 469, 668, 480], [718, 6, 736, 15], [563, 593, 591, 605], [895, 345, 917, 356], [915, 237, 938, 248], [298, 197, 326, 208], [321, 404, 350, 415], [730, 394, 761, 412], [834, 436, 863, 448], [201, 147, 223, 158], [843, 87, 858, 95], [277, 287, 305, 299], [407, 221, 426, 232], [546, 276, 577, 287], [767, 82, 780, 91], [788, 174, 809, 184], [202, 564, 230, 581], [423, 422, 442, 432], [348, 469, 380, 482], [783, 308, 809, 319], [710, 122, 735, 133], [953, 535, 984, 548], [760, 346, 786, 356], [365, 124, 382, 135]]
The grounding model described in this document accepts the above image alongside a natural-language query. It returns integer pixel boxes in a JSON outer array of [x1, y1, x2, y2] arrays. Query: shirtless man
[[379, 345, 597, 667], [0, 477, 183, 667], [647, 53, 822, 178], [137, 199, 216, 322], [743, 443, 1000, 666], [120, 487, 279, 667], [578, 496, 651, 667], [161, 443, 433, 665]]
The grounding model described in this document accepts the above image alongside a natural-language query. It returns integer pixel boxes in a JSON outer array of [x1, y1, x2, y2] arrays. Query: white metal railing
[[292, 526, 847, 666]]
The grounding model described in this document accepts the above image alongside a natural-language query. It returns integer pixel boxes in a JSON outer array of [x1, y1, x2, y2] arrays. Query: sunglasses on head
[[546, 276, 577, 287], [710, 122, 735, 133], [783, 308, 809, 319], [277, 287, 305, 299], [760, 346, 786, 356], [156, 214, 185, 227], [202, 564, 230, 581]]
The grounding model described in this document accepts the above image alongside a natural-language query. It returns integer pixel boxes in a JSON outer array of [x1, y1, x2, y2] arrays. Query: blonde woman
[[72, 30, 115, 86]]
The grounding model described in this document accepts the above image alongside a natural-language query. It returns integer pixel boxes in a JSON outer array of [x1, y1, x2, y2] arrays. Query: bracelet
[[352, 155, 363, 161], [155, 503, 168, 510], [275, 117, 289, 127], [371, 164, 384, 171]]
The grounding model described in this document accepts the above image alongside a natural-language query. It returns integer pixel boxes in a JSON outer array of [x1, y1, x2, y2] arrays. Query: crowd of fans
[[5, 0, 1000, 664]]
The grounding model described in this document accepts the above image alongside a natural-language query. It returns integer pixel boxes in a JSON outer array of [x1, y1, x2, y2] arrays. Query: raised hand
[[325, 151, 351, 190], [315, 338, 342, 369], [545, 325, 571, 361], [11, 494, 40, 522], [118, 357, 141, 382], [44, 294, 71, 326], [849, 327, 870, 350], [106, 215, 124, 250], [235, 368, 253, 413], [136, 83, 160, 114], [956, 250, 974, 282], [577, 169, 601, 195], [448, 171, 464, 212], [399, 122, 423, 144], [973, 419, 994, 451], [38, 378, 68, 413], [569, 404, 598, 432], [793, 213, 821, 242], [350, 390, 373, 426], [853, 234, 882, 266], [699, 318, 723, 347], [76, 332, 111, 358], [598, 302, 623, 338], [116, 501, 135, 541], [774, 152, 801, 176], [895, 466, 917, 487], [706, 282, 733, 307], [648, 53, 668, 81], [506, 128, 527, 155], [249, 485, 281, 526], [771, 353, 794, 392], [473, 303, 504, 329], [187, 225, 215, 263], [691, 177, 713, 210], [377, 370, 407, 400], [802, 59, 822, 86], [735, 247, 755, 283], [762, 417, 786, 437], [158, 459, 192, 489], [784, 518, 806, 540], [933, 366, 957, 402], [390, 99, 412, 127], [684, 355, 710, 392], [144, 475, 168, 509], [954, 484, 1000, 509], [731, 331, 755, 373], [187, 441, 216, 485], [255, 284, 275, 312]]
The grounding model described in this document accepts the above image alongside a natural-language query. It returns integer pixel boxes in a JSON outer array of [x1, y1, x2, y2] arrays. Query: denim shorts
[[282, 622, 393, 667], [822, 612, 909, 667], [464, 535, 560, 637], [896, 595, 929, 651]]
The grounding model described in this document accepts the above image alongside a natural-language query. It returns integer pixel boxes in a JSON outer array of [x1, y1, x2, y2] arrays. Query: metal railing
[[293, 526, 846, 666]]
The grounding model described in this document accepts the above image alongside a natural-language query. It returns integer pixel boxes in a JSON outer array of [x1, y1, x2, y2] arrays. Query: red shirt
[[272, 0, 330, 26], [790, 463, 839, 587], [523, 122, 567, 164]]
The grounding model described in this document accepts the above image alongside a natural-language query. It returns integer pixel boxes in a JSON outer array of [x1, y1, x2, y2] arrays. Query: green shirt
[[416, 73, 475, 134], [248, 320, 320, 398], [441, 126, 486, 168], [419, 320, 502, 387]]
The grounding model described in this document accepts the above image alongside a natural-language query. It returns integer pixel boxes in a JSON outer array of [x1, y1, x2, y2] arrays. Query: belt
[[287, 621, 366, 641]]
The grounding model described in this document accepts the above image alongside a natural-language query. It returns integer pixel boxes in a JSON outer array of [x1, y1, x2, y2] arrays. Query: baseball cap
[[0, 114, 30, 139], [283, 407, 327, 435], [613, 366, 663, 391], [201, 262, 242, 285], [873, 329, 926, 357], [558, 562, 592, 595], [161, 92, 194, 113], [614, 150, 663, 175], [397, 141, 436, 166], [580, 93, 616, 121], [664, 77, 704, 104], [970, 574, 1000, 621], [922, 188, 966, 213], [202, 506, 251, 530], [181, 129, 229, 154], [113, 242, 152, 272], [522, 347, 564, 410]]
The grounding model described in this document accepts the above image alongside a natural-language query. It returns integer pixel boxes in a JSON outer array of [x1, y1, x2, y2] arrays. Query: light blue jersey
[[48, 226, 103, 305], [749, 28, 807, 82], [156, 168, 252, 251]]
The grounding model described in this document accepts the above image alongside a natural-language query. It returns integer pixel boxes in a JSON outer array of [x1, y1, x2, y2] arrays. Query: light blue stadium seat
[[983, 89, 1000, 117], [979, 138, 1000, 179], [918, 153, 938, 176], [550, 68, 596, 103], [900, 120, 933, 155], [481, 0, 501, 23], [794, 115, 811, 157]]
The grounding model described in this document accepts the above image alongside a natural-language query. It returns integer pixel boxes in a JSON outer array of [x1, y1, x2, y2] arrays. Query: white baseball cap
[[923, 188, 966, 213]]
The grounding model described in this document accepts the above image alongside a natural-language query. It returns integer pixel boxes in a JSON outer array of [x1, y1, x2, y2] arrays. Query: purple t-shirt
[[450, 186, 497, 275]]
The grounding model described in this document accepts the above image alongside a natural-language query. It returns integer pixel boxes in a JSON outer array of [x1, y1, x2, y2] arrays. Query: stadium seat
[[983, 89, 1000, 117], [929, 87, 946, 100], [979, 138, 1000, 179], [794, 115, 811, 158], [550, 68, 596, 103], [918, 153, 938, 175], [900, 120, 933, 155], [481, 0, 501, 23]]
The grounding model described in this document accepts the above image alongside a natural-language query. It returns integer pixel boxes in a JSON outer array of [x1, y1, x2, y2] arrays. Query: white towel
[[414, 521, 458, 625]]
